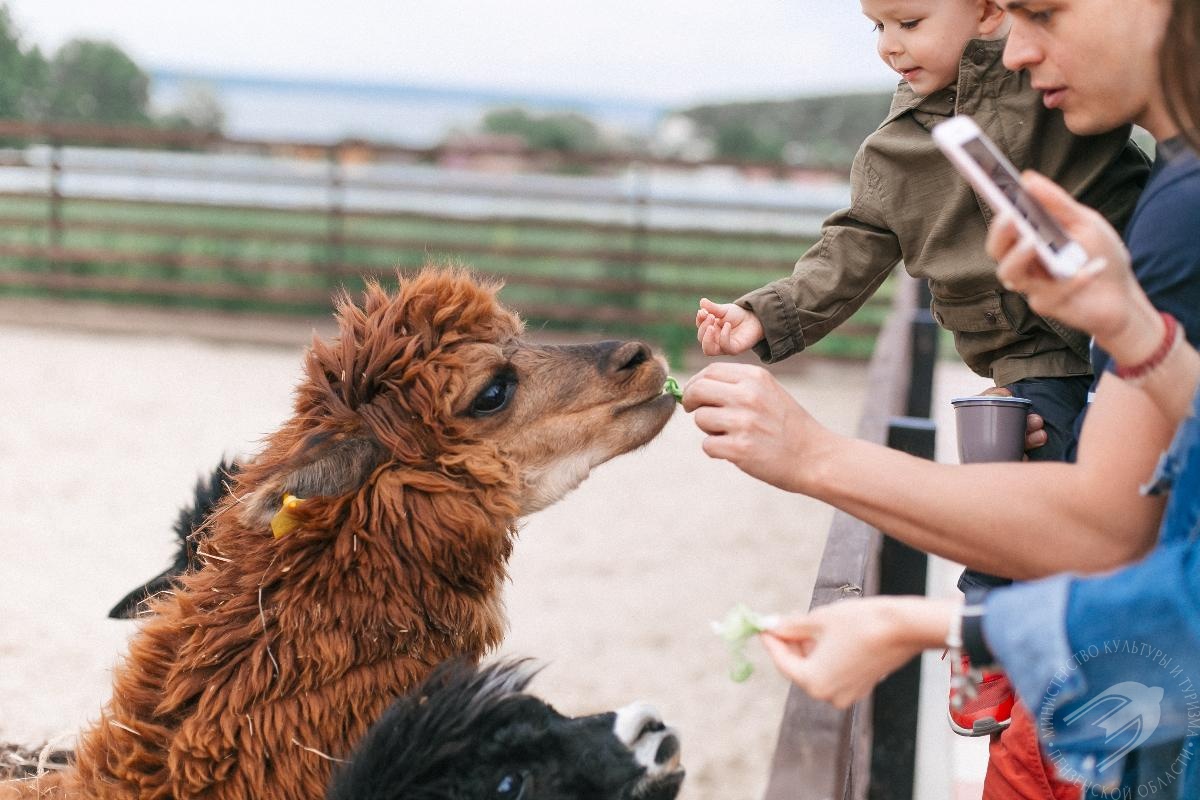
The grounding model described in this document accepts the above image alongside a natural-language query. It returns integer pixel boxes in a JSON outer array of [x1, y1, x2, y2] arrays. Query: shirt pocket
[[930, 290, 1013, 333], [931, 290, 1042, 362]]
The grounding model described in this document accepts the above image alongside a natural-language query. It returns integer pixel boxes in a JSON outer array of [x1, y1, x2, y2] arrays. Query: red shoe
[[949, 654, 1014, 737]]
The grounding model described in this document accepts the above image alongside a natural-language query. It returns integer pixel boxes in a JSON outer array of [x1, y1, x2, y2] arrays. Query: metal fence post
[[906, 280, 938, 418], [868, 416, 935, 800], [623, 160, 649, 329], [48, 138, 63, 274], [326, 142, 345, 285], [868, 280, 939, 800]]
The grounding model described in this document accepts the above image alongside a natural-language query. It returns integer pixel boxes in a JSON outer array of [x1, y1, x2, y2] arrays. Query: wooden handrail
[[763, 273, 929, 800]]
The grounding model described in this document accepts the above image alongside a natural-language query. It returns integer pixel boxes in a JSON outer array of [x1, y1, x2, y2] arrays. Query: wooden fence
[[0, 119, 890, 362], [764, 275, 938, 800]]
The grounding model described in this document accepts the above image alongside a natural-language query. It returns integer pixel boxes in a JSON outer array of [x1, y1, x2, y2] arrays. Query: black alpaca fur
[[326, 660, 685, 800], [107, 459, 238, 619]]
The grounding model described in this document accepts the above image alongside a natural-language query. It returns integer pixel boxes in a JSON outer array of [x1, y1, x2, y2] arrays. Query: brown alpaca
[[4, 268, 674, 799]]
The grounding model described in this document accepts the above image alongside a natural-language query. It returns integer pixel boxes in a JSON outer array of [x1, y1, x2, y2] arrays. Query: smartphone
[[932, 116, 1087, 279]]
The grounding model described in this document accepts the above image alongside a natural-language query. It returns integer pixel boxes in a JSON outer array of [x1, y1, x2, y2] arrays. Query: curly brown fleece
[[10, 270, 527, 799]]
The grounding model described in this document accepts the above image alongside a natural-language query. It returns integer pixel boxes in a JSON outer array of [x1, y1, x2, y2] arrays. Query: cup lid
[[950, 396, 1034, 408]]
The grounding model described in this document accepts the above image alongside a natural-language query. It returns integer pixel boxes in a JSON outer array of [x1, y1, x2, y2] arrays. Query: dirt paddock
[[0, 319, 867, 799]]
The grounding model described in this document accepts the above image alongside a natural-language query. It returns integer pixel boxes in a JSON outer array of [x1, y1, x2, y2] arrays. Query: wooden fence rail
[[0, 119, 891, 362]]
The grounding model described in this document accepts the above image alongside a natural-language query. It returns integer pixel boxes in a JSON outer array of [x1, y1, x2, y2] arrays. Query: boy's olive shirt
[[737, 37, 1151, 385]]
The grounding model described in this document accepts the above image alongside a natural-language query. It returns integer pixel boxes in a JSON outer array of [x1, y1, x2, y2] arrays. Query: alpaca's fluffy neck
[[68, 492, 515, 800]]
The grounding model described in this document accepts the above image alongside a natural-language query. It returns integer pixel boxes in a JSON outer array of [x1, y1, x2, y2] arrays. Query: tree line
[[0, 0, 887, 172], [677, 92, 894, 170], [0, 5, 222, 133]]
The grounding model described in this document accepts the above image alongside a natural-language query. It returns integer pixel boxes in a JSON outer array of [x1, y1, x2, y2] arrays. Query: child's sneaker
[[949, 654, 1014, 737]]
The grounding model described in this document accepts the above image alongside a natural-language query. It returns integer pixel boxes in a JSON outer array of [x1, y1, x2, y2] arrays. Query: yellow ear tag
[[271, 494, 305, 539]]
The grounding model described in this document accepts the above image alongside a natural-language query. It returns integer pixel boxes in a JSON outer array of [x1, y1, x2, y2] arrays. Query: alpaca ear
[[239, 434, 385, 531]]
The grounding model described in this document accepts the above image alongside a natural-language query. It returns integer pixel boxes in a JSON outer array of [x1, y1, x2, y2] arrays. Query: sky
[[6, 1, 899, 105]]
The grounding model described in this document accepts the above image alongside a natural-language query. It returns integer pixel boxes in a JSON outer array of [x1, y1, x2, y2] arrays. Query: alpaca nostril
[[610, 341, 651, 374], [654, 734, 680, 765]]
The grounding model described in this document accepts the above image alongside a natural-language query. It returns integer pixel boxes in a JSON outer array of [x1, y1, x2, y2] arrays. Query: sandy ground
[[0, 322, 867, 800]]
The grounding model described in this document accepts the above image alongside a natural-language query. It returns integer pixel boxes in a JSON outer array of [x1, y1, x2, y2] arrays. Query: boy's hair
[[1162, 0, 1200, 150]]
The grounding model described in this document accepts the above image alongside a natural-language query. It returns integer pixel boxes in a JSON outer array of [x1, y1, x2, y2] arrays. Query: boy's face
[[860, 0, 986, 97], [1000, 0, 1171, 136]]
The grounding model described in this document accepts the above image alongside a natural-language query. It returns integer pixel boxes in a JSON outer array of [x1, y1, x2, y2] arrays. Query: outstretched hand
[[681, 362, 826, 493], [695, 298, 765, 356], [760, 597, 959, 709]]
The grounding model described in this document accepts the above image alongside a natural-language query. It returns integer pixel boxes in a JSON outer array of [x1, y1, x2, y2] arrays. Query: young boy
[[695, 0, 1150, 737]]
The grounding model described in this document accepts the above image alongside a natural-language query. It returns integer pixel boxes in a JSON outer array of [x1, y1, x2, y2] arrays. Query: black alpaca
[[107, 459, 238, 619], [327, 660, 685, 800]]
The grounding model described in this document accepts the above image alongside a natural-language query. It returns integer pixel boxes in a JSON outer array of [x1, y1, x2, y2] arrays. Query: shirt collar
[[880, 37, 1011, 128]]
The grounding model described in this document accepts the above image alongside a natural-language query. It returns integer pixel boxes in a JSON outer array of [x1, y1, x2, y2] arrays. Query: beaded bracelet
[[1115, 311, 1180, 382]]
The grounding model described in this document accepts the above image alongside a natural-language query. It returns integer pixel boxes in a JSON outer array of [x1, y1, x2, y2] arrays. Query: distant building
[[650, 114, 716, 162]]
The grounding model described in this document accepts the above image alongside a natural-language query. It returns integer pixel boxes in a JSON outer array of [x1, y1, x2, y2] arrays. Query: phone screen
[[961, 136, 1073, 254]]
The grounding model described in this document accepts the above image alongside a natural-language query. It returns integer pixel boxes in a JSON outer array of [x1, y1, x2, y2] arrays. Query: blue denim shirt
[[984, 386, 1200, 797]]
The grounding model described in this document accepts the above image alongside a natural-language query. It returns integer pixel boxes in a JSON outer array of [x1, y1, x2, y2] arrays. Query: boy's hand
[[695, 298, 764, 356], [981, 387, 1047, 452]]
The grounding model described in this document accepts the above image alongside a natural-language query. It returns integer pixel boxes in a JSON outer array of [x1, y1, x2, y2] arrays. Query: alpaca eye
[[495, 771, 526, 798], [470, 374, 516, 416]]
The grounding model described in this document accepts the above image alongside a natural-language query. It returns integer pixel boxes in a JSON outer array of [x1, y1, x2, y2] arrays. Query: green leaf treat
[[711, 603, 778, 682], [663, 377, 683, 402]]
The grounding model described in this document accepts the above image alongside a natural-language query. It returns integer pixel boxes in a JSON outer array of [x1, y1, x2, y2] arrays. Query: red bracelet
[[1115, 311, 1179, 380]]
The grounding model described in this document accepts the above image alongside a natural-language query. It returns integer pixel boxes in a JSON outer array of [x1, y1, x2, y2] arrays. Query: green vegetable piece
[[730, 661, 755, 683], [711, 603, 777, 683], [663, 376, 683, 402]]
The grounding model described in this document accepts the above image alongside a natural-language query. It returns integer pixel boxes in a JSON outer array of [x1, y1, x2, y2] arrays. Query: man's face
[[1000, 0, 1170, 135], [861, 0, 985, 97]]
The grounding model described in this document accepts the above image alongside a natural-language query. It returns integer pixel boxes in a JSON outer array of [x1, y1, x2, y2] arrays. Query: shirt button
[[973, 49, 989, 66], [984, 311, 998, 324]]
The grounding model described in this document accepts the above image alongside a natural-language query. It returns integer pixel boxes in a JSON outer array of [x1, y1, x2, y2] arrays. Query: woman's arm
[[683, 364, 1168, 579]]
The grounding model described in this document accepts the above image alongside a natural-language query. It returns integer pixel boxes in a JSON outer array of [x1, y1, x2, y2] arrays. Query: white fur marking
[[523, 447, 608, 513]]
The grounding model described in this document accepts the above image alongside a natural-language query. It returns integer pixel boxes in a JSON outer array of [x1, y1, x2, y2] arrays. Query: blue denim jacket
[[984, 386, 1200, 797]]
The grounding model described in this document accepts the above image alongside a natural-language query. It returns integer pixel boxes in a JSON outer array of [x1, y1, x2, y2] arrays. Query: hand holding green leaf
[[711, 603, 778, 682]]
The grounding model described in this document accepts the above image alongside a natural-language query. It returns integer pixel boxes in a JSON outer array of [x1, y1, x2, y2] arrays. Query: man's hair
[[1161, 0, 1200, 151]]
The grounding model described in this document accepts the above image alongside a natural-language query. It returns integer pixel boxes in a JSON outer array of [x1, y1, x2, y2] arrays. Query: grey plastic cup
[[950, 396, 1033, 464]]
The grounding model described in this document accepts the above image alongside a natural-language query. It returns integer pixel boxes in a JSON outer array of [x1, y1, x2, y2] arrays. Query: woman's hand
[[760, 597, 960, 709], [986, 171, 1162, 363], [695, 298, 765, 357], [682, 362, 830, 493]]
